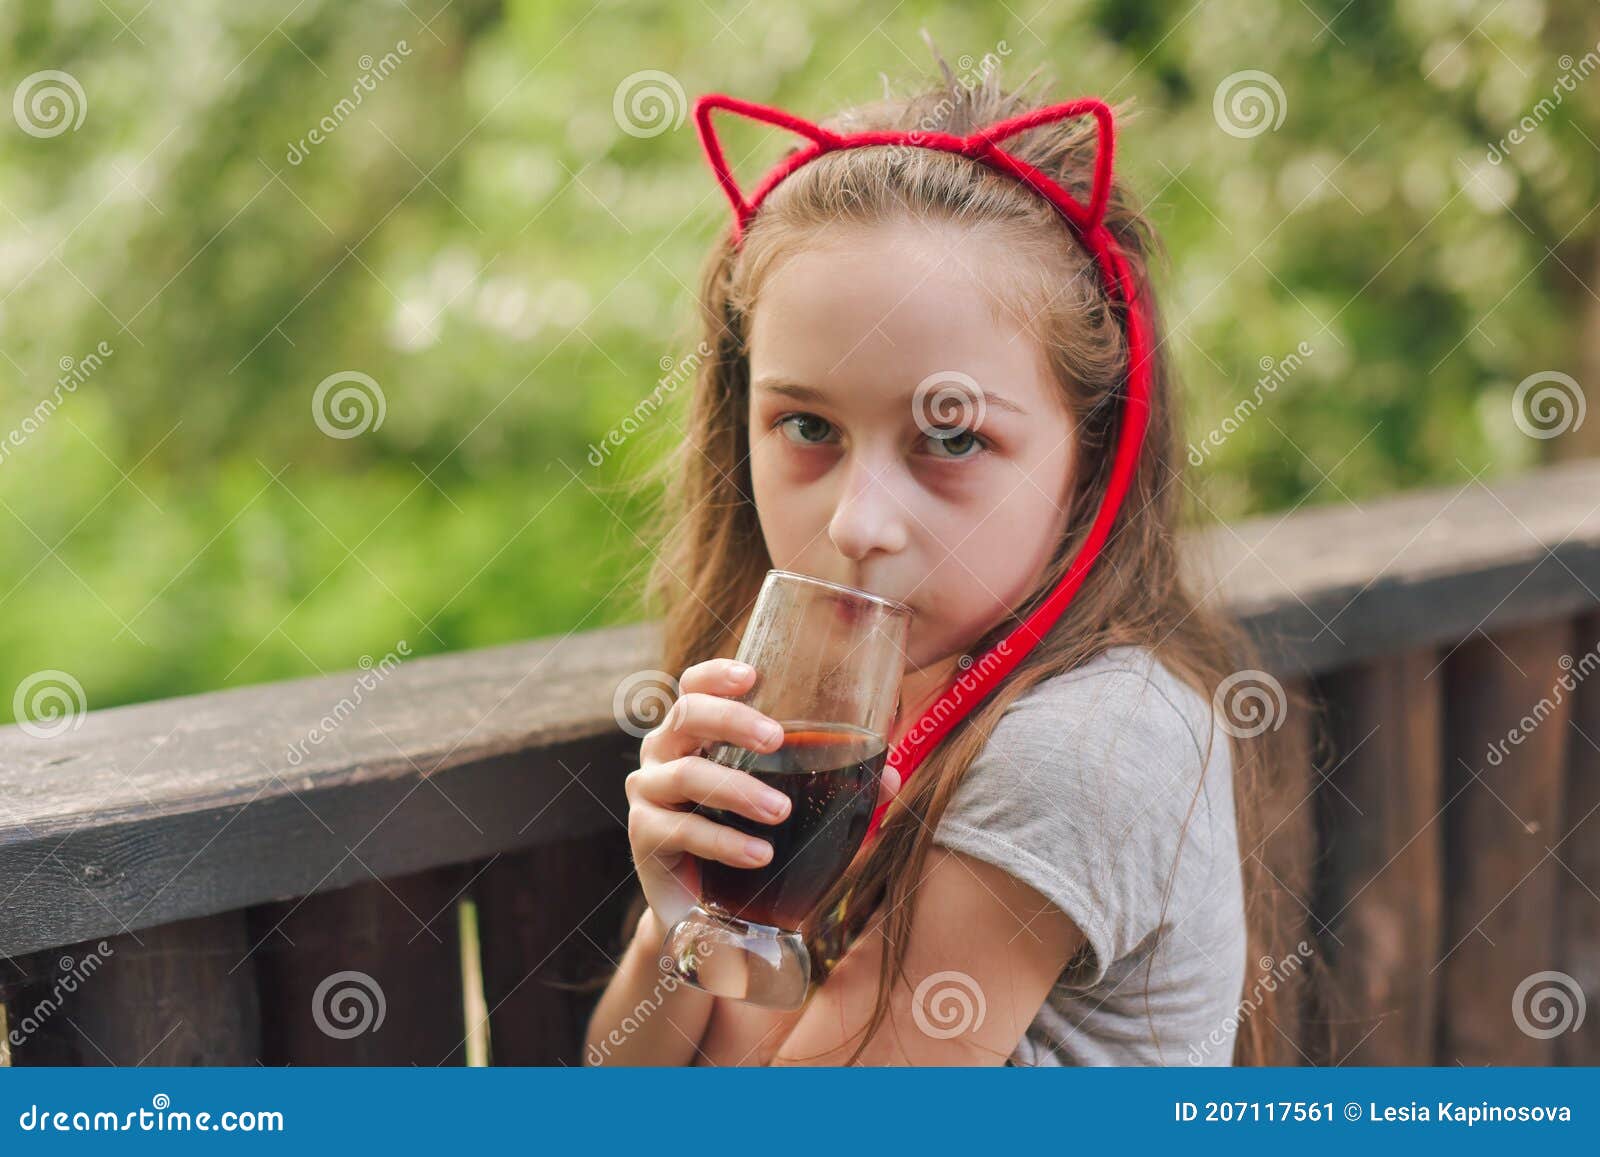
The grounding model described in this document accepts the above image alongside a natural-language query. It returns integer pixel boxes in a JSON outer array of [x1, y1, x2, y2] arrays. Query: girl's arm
[[769, 847, 1084, 1065], [582, 903, 716, 1066]]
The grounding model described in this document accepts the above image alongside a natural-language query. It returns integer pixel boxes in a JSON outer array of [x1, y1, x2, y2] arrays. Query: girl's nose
[[827, 455, 910, 561]]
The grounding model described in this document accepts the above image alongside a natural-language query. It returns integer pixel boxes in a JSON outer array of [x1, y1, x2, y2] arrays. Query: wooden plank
[[472, 828, 637, 1065], [1195, 459, 1600, 675], [0, 912, 259, 1065], [1438, 622, 1574, 1065], [0, 732, 632, 959], [0, 619, 657, 838], [1313, 649, 1445, 1063], [248, 866, 468, 1065], [1557, 609, 1600, 1065]]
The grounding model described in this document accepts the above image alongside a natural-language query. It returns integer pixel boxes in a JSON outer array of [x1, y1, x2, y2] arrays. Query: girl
[[587, 49, 1313, 1066]]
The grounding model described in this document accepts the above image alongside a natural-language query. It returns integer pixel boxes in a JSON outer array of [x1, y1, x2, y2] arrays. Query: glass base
[[661, 906, 810, 1009]]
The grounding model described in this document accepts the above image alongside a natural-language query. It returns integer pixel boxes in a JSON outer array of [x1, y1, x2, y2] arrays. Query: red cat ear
[[693, 94, 839, 237], [965, 98, 1115, 231]]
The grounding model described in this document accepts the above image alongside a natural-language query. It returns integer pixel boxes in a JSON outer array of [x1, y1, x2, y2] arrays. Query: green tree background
[[2, 0, 1597, 719]]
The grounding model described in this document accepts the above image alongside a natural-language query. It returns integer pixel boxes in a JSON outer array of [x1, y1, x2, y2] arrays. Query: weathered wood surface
[[249, 866, 471, 1065], [1313, 648, 1444, 1064], [1438, 623, 1575, 1065], [1197, 458, 1600, 675], [1558, 609, 1600, 1064], [3, 912, 261, 1065], [472, 830, 637, 1065], [0, 621, 648, 957]]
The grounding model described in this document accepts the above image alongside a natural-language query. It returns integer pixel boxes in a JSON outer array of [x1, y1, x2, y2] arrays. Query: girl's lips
[[822, 586, 915, 627], [829, 593, 915, 628], [829, 592, 865, 622]]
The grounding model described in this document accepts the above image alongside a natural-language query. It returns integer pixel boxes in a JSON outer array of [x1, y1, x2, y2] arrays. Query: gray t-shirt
[[930, 644, 1246, 1065]]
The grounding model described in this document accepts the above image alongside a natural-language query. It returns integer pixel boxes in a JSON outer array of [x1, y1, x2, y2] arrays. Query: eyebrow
[[753, 377, 1029, 417]]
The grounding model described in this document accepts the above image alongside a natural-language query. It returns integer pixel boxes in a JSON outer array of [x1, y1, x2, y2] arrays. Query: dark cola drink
[[695, 722, 887, 930]]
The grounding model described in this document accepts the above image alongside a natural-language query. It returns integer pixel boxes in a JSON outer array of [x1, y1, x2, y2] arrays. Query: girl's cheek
[[910, 463, 1006, 521], [778, 446, 834, 484]]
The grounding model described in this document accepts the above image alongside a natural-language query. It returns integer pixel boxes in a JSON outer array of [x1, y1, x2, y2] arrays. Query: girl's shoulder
[[935, 643, 1243, 984], [949, 641, 1232, 830], [1000, 643, 1221, 772]]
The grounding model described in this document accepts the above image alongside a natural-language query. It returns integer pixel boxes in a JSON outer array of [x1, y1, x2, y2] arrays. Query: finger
[[640, 690, 785, 763], [632, 756, 791, 825], [677, 657, 758, 697], [876, 765, 901, 809], [631, 803, 774, 868]]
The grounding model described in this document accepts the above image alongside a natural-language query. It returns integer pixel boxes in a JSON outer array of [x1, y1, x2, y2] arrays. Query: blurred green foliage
[[2, 0, 1596, 718]]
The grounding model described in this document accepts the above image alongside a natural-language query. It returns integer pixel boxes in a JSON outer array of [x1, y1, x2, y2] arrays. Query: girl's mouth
[[821, 585, 915, 628], [829, 592, 866, 624]]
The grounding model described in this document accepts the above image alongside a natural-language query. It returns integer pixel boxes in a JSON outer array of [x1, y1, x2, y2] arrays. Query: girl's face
[[746, 219, 1077, 672]]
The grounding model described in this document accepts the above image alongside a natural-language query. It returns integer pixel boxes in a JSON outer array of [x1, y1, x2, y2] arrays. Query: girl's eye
[[775, 413, 836, 445], [923, 427, 985, 459], [771, 412, 990, 458]]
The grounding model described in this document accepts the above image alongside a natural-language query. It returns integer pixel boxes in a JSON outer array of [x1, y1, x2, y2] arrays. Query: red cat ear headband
[[692, 93, 1153, 839]]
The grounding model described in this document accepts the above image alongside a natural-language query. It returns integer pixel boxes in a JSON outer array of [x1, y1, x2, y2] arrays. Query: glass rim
[[766, 569, 915, 618]]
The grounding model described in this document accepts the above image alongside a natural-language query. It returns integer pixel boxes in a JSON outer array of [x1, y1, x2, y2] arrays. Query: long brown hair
[[632, 41, 1324, 1066]]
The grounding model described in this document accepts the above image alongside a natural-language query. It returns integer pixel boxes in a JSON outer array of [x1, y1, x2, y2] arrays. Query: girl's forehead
[[747, 224, 1056, 418]]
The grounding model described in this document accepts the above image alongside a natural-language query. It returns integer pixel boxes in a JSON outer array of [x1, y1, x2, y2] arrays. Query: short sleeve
[[931, 654, 1225, 987]]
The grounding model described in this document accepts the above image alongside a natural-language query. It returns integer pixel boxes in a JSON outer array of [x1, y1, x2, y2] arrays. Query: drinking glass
[[661, 569, 912, 1009]]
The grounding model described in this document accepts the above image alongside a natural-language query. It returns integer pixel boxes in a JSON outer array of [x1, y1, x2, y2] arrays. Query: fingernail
[[744, 838, 771, 862], [760, 790, 789, 818], [730, 662, 754, 679], [760, 721, 784, 746]]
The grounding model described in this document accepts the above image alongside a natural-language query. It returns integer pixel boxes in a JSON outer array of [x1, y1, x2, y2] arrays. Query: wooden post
[[1439, 622, 1574, 1064], [2, 912, 261, 1065], [472, 829, 637, 1065], [1557, 610, 1600, 1064], [247, 866, 468, 1065], [1313, 648, 1445, 1063]]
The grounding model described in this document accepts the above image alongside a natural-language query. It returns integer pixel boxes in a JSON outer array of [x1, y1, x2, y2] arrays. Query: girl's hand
[[626, 658, 902, 932]]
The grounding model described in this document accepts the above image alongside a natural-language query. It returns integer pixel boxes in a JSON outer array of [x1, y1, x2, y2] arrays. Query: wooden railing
[[2, 460, 1598, 1066]]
